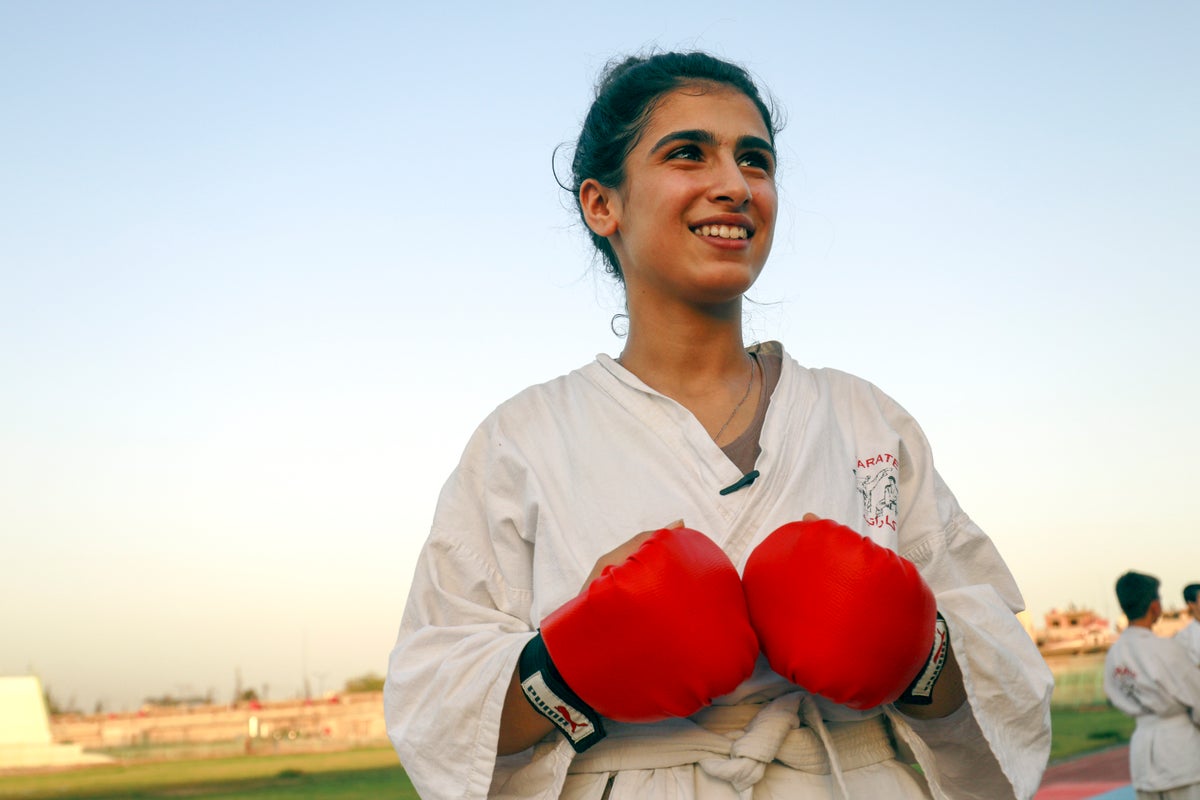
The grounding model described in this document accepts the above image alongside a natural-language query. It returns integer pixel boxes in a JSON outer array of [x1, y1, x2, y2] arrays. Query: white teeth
[[694, 225, 749, 239]]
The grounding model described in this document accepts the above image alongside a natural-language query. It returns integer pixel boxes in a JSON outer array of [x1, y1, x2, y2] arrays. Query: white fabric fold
[[697, 693, 802, 796], [796, 694, 851, 800], [569, 696, 890, 798]]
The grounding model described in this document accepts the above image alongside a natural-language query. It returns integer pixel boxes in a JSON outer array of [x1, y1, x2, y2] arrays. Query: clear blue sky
[[2, 1, 1197, 712]]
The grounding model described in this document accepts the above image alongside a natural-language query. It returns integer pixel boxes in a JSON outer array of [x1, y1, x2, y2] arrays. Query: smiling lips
[[692, 224, 750, 240]]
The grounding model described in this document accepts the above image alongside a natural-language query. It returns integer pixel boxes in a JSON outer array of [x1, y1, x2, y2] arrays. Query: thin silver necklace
[[714, 355, 757, 444]]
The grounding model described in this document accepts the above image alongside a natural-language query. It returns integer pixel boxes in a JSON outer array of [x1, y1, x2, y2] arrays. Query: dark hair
[[1115, 571, 1160, 620], [1185, 583, 1200, 604], [568, 51, 780, 281]]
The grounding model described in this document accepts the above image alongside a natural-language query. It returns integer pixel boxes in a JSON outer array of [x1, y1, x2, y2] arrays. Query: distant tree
[[238, 688, 260, 703], [42, 686, 80, 715], [144, 692, 211, 708], [343, 672, 385, 693]]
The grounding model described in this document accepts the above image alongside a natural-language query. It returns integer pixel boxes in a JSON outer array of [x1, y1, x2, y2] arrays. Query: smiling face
[[580, 82, 778, 313]]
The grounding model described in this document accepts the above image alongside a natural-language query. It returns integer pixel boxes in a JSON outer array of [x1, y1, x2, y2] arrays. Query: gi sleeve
[[880, 388, 1054, 800], [384, 418, 557, 800]]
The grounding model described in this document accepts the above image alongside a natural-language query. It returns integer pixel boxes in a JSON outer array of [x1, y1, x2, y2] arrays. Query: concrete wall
[[50, 692, 387, 750]]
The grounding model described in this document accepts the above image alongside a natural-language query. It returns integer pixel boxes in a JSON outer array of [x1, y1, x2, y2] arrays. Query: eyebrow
[[649, 129, 775, 158]]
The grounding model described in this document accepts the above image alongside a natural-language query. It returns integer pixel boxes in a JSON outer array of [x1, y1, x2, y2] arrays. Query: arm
[[897, 509, 1054, 800], [496, 525, 670, 755], [384, 423, 543, 800], [499, 666, 554, 755], [894, 636, 965, 720], [385, 533, 536, 800]]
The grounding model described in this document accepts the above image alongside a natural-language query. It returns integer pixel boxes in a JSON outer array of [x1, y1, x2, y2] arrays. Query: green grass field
[[0, 707, 1136, 799], [0, 746, 415, 800], [1049, 706, 1133, 763]]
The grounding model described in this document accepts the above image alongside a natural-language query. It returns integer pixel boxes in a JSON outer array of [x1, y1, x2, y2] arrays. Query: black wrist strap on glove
[[518, 632, 606, 752], [898, 612, 949, 705]]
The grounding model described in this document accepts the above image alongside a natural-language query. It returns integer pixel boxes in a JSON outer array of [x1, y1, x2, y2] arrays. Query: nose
[[710, 156, 753, 208]]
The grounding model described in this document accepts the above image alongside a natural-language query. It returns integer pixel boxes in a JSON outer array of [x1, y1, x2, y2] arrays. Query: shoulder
[[773, 347, 923, 439], [488, 368, 579, 419], [1135, 631, 1200, 676], [434, 363, 603, 518], [483, 360, 608, 431], [1120, 627, 1176, 657], [1154, 629, 1195, 656], [767, 342, 907, 411], [456, 359, 614, 467], [1106, 630, 1140, 661]]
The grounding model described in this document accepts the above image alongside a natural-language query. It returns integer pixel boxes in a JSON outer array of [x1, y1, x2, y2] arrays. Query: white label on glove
[[521, 672, 596, 744], [907, 616, 950, 701]]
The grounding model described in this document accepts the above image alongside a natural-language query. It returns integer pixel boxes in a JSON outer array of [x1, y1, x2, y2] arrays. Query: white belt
[[567, 693, 895, 799]]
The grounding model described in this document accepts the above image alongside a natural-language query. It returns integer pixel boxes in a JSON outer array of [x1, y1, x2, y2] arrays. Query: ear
[[580, 178, 620, 238]]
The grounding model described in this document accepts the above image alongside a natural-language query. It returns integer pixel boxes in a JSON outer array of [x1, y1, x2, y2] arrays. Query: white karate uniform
[[385, 343, 1053, 799], [1104, 626, 1200, 794], [1175, 619, 1200, 666]]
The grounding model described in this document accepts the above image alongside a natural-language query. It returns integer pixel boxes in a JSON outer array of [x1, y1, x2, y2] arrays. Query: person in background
[[1176, 583, 1200, 666], [1104, 571, 1200, 799], [384, 50, 1052, 799]]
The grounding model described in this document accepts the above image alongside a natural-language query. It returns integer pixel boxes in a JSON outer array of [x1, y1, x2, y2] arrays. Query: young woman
[[385, 52, 1053, 799]]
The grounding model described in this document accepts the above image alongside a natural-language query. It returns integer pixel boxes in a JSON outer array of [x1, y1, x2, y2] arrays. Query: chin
[[692, 283, 758, 308], [696, 267, 762, 298]]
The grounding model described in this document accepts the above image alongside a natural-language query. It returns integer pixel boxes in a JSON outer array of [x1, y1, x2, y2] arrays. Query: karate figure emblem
[[854, 454, 899, 531]]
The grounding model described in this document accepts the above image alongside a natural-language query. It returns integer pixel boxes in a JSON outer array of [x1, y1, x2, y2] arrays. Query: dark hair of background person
[[1115, 571, 1161, 621]]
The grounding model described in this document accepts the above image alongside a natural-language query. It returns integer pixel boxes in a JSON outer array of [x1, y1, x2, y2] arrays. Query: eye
[[738, 150, 774, 173], [666, 144, 703, 161]]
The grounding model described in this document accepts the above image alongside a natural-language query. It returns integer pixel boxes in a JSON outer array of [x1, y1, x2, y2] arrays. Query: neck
[[618, 298, 748, 392], [616, 298, 760, 443]]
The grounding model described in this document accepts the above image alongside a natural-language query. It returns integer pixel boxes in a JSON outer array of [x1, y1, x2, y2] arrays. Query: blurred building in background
[[48, 691, 387, 754]]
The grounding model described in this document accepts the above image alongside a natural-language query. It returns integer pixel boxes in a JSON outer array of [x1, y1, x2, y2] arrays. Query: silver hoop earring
[[610, 313, 629, 338]]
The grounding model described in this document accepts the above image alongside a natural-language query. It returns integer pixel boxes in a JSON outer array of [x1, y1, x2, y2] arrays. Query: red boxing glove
[[742, 518, 941, 710], [520, 527, 759, 750]]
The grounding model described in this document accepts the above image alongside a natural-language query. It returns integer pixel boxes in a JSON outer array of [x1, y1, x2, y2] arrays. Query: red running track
[[1034, 745, 1131, 800]]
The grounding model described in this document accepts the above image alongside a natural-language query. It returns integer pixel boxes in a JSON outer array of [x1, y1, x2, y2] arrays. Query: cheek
[[758, 203, 777, 241], [753, 189, 779, 253], [752, 177, 777, 206]]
